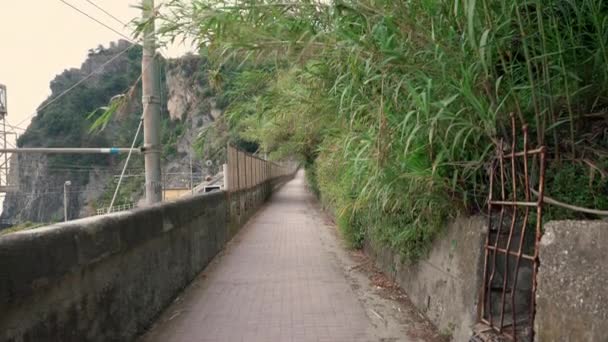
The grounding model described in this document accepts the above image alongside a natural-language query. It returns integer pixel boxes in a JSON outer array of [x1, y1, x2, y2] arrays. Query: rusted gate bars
[[480, 115, 546, 341]]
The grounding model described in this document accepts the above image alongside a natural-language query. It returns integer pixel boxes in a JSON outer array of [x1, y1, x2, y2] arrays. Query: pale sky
[[0, 0, 192, 131]]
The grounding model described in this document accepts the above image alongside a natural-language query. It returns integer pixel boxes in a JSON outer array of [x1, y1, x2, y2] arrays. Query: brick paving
[[141, 171, 375, 342]]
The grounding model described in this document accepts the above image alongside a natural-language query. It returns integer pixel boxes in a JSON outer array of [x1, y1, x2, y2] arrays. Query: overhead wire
[[12, 0, 147, 130], [58, 0, 136, 43], [4, 123, 25, 131], [16, 0, 171, 132], [43, 163, 143, 169], [0, 14, 176, 226], [44, 169, 142, 174], [108, 113, 144, 213], [15, 1, 167, 130], [44, 165, 144, 170], [7, 186, 113, 221], [8, 184, 119, 221], [10, 54, 157, 216], [13, 186, 114, 195], [14, 43, 139, 128], [106, 50, 161, 213], [6, 3, 170, 219], [84, 0, 129, 27], [7, 71, 148, 220]]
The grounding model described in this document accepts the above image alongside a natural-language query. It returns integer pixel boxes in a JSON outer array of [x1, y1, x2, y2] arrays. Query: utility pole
[[142, 0, 162, 204], [63, 180, 71, 222]]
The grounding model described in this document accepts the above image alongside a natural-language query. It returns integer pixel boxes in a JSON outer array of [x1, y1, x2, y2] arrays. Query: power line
[[10, 187, 114, 196], [42, 166, 144, 174], [14, 48, 163, 131], [58, 0, 135, 43], [7, 55, 156, 217], [19, 45, 159, 130], [7, 186, 118, 220], [85, 0, 129, 27], [12, 2, 163, 132], [44, 163, 142, 168], [44, 169, 140, 174], [108, 113, 145, 213], [5, 123, 25, 131], [45, 165, 143, 170], [36, 161, 143, 169], [15, 43, 138, 128]]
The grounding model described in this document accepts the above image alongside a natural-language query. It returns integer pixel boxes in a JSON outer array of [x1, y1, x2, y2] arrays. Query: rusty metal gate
[[479, 115, 546, 341]]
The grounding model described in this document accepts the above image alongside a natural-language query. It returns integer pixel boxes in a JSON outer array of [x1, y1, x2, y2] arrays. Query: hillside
[[0, 41, 222, 227]]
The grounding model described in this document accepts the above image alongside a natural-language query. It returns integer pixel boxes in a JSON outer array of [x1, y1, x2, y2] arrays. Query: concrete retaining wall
[[366, 216, 608, 341], [0, 176, 291, 342], [365, 216, 487, 341], [535, 220, 608, 342]]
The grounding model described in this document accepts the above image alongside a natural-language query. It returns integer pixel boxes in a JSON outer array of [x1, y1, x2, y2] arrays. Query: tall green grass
[[156, 0, 608, 259]]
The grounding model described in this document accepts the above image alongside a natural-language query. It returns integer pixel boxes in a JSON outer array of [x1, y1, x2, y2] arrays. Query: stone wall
[[365, 216, 487, 341], [0, 176, 292, 342], [535, 220, 608, 342]]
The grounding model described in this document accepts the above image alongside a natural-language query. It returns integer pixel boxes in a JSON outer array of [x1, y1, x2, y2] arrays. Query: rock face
[[162, 56, 222, 189], [0, 43, 221, 227]]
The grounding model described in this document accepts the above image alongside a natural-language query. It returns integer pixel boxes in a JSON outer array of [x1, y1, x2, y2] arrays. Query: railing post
[[223, 163, 230, 190]]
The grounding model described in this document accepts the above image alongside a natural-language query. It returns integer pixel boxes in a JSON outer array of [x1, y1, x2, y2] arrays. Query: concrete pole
[[142, 0, 162, 204], [63, 181, 71, 222]]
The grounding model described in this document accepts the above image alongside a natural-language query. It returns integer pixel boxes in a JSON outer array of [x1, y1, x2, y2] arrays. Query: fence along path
[[225, 144, 295, 192]]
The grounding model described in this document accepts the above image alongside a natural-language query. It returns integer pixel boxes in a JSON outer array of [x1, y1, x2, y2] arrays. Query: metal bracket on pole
[[142, 95, 161, 105], [140, 144, 160, 153]]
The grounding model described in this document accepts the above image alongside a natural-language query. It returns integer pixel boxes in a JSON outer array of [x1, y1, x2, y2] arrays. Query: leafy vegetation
[[155, 0, 608, 259], [544, 161, 608, 220]]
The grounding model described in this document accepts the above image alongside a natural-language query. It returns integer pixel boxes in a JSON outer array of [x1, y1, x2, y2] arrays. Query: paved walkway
[[141, 172, 386, 342]]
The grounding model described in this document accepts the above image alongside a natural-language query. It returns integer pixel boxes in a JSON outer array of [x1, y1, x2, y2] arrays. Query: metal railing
[[96, 202, 135, 215]]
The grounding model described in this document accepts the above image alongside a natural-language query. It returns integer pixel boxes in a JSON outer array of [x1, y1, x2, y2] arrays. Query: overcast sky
[[0, 0, 192, 131]]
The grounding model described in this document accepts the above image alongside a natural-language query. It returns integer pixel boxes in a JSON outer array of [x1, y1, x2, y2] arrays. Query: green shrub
[[154, 0, 608, 260]]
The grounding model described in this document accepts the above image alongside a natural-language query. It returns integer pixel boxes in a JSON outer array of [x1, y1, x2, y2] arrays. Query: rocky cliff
[[0, 41, 222, 227]]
